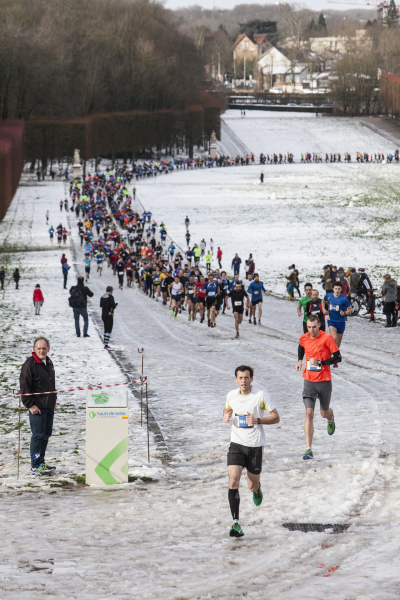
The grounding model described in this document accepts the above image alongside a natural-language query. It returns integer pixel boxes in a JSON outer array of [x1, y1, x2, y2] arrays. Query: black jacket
[[20, 353, 57, 409], [101, 292, 116, 316], [69, 282, 94, 307]]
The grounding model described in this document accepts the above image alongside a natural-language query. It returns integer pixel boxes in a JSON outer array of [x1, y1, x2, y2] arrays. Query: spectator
[[217, 247, 223, 268], [20, 336, 57, 476], [381, 274, 397, 328], [231, 254, 242, 275], [33, 284, 44, 315], [0, 266, 5, 290], [62, 261, 71, 289], [13, 268, 20, 290], [68, 276, 94, 337]]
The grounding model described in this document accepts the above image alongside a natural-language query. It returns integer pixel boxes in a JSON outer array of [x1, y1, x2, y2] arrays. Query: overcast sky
[[165, 0, 340, 11]]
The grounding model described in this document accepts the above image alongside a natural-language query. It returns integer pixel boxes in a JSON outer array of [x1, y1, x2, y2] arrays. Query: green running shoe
[[253, 485, 263, 506], [327, 418, 335, 436], [303, 448, 313, 460], [229, 522, 244, 538]]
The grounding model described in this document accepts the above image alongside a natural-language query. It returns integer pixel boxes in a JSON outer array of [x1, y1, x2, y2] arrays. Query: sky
[[165, 0, 348, 12]]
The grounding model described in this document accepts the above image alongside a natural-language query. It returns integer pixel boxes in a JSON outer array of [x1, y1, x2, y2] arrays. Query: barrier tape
[[0, 380, 139, 400]]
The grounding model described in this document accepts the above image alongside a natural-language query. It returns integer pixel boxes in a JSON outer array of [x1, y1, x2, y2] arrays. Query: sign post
[[86, 388, 128, 485]]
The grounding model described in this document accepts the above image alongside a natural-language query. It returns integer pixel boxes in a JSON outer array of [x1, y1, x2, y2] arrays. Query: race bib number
[[329, 304, 339, 312], [208, 291, 215, 297], [188, 290, 194, 295], [234, 301, 242, 306], [237, 415, 250, 427], [307, 360, 321, 371]]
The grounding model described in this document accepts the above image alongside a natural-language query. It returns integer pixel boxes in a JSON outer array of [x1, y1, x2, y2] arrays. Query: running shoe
[[171, 310, 175, 316], [303, 449, 313, 460], [253, 318, 256, 325], [43, 463, 57, 473], [200, 318, 204, 323], [253, 485, 263, 506], [258, 320, 261, 325], [245, 309, 249, 317], [333, 364, 338, 369], [174, 316, 178, 320], [211, 322, 215, 328], [188, 315, 191, 321], [249, 318, 251, 324], [327, 418, 335, 436], [229, 522, 244, 538], [208, 320, 211, 327], [104, 345, 110, 350], [235, 332, 239, 338], [30, 464, 51, 477]]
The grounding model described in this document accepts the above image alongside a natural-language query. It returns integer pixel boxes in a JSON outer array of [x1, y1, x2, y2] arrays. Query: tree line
[[0, 0, 205, 121]]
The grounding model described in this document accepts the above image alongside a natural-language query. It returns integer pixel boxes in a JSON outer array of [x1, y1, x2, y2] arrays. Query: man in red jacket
[[20, 337, 57, 476], [217, 247, 223, 269], [33, 284, 44, 315]]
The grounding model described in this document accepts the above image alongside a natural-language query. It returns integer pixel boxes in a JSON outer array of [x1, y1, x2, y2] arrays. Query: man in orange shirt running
[[295, 314, 341, 460]]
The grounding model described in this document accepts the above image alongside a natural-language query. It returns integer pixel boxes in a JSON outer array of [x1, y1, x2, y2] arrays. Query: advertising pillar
[[86, 389, 128, 485]]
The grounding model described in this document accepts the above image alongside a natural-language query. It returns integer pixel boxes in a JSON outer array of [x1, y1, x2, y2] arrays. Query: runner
[[297, 283, 313, 333], [83, 254, 91, 282], [226, 281, 249, 338], [95, 249, 105, 276], [169, 275, 182, 320], [116, 259, 125, 291], [296, 314, 341, 460], [247, 273, 268, 325], [195, 275, 206, 323], [322, 281, 353, 355], [152, 266, 161, 299], [223, 365, 279, 537], [203, 273, 220, 328], [185, 275, 197, 321], [205, 250, 213, 272], [126, 259, 134, 287], [305, 289, 326, 331]]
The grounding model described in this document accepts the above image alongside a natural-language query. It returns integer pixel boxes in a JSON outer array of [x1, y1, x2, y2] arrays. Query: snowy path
[[1, 112, 400, 598]]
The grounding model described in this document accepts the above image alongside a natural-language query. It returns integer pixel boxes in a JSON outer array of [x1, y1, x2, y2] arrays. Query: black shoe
[[83, 334, 90, 337], [77, 334, 81, 337]]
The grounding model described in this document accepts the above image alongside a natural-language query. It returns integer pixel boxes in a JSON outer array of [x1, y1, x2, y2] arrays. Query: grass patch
[[128, 475, 156, 483]]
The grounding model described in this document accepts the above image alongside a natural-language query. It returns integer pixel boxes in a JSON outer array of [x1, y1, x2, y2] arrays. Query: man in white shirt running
[[223, 365, 280, 537]]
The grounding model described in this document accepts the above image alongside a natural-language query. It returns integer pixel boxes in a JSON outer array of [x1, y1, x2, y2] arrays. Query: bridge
[[228, 96, 333, 113]]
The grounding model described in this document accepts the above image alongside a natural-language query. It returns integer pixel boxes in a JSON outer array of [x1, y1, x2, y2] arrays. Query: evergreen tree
[[318, 13, 327, 31], [383, 0, 399, 27]]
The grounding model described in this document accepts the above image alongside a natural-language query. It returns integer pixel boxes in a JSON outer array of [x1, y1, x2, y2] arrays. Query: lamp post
[[244, 40, 248, 87]]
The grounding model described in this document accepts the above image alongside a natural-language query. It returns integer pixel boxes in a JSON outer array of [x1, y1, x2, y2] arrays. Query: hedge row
[[0, 121, 24, 222], [24, 99, 220, 166]]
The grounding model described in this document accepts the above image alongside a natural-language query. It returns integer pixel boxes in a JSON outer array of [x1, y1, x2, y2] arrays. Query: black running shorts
[[206, 298, 216, 309], [227, 442, 263, 475], [251, 298, 263, 306]]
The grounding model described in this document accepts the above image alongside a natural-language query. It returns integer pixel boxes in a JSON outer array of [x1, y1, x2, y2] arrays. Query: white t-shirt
[[225, 387, 276, 447], [244, 279, 252, 293]]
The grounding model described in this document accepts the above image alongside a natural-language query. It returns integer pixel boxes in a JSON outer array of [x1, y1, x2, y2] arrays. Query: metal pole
[[17, 392, 21, 481], [146, 380, 150, 463], [138, 348, 144, 425]]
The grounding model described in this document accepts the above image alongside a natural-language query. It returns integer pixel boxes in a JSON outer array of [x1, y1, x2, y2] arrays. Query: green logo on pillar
[[89, 411, 96, 419]]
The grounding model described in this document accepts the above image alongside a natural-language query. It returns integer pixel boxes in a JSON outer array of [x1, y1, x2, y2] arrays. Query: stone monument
[[73, 148, 82, 179], [209, 131, 217, 160]]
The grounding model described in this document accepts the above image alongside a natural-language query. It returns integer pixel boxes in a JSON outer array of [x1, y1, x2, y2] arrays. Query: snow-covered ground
[[0, 113, 400, 599]]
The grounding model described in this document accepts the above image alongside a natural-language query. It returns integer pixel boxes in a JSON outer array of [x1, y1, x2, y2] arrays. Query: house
[[258, 46, 325, 92], [232, 33, 272, 79], [309, 30, 370, 57]]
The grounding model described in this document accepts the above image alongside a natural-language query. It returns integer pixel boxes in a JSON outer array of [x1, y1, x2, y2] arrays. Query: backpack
[[68, 286, 86, 308]]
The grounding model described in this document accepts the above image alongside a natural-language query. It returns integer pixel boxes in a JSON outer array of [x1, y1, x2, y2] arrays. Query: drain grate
[[282, 523, 350, 534]]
